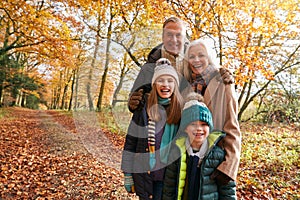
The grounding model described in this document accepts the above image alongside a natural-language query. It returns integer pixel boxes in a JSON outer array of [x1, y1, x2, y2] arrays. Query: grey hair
[[180, 39, 218, 82], [163, 16, 187, 36]]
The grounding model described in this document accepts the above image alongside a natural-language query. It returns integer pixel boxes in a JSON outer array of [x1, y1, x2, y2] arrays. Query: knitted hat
[[180, 95, 213, 132], [152, 58, 179, 86]]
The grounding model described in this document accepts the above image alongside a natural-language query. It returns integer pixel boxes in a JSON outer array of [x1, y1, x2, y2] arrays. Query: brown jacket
[[204, 77, 241, 181]]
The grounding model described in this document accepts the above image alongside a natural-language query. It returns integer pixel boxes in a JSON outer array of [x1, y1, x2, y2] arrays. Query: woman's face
[[188, 44, 209, 75], [155, 75, 176, 98]]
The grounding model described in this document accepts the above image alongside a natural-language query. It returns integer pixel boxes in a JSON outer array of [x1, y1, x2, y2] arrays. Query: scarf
[[185, 138, 208, 166], [186, 138, 208, 200], [191, 64, 219, 95], [148, 97, 178, 169], [161, 45, 183, 72]]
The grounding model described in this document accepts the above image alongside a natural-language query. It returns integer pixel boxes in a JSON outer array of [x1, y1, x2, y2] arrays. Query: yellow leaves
[[223, 33, 280, 87], [1, 0, 79, 71]]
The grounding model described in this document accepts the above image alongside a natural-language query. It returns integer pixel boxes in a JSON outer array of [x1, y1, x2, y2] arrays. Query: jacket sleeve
[[121, 104, 148, 173], [130, 63, 154, 93], [218, 181, 237, 200], [218, 84, 241, 181], [128, 63, 154, 112], [162, 144, 181, 200], [163, 160, 179, 200], [121, 132, 138, 173], [207, 80, 241, 181]]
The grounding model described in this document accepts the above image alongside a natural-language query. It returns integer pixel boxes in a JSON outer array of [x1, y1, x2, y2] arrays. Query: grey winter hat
[[152, 58, 179, 86]]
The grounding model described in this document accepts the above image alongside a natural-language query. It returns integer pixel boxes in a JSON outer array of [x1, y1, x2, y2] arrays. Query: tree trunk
[[96, 11, 114, 111], [16, 90, 21, 106], [86, 14, 102, 111], [60, 68, 72, 110], [60, 83, 69, 110], [21, 92, 26, 107], [0, 85, 3, 106], [112, 59, 129, 107], [74, 67, 79, 111], [68, 68, 77, 111]]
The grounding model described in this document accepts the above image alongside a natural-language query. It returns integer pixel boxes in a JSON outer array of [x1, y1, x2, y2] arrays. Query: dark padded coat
[[162, 131, 236, 200]]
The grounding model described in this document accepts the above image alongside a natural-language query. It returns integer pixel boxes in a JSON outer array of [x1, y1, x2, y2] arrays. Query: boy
[[162, 93, 236, 200]]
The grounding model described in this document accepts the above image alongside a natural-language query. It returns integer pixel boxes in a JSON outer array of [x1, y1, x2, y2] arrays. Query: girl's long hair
[[147, 82, 183, 124]]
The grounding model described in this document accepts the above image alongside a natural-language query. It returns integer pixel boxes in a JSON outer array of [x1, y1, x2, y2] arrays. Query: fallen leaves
[[237, 122, 300, 199], [1, 107, 299, 199], [0, 107, 137, 199]]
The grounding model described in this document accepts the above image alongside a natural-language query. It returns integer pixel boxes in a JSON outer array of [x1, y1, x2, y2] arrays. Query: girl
[[122, 58, 183, 200]]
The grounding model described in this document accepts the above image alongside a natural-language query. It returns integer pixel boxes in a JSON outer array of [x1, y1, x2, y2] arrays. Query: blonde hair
[[147, 82, 183, 124], [180, 39, 218, 82]]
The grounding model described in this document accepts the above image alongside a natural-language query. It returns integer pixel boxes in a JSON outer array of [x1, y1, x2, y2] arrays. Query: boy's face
[[185, 120, 209, 149]]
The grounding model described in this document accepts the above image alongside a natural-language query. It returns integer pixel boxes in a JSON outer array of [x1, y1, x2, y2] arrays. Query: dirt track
[[0, 107, 137, 199]]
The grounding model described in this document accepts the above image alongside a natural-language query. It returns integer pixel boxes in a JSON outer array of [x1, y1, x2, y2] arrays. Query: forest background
[[1, 0, 299, 122], [0, 0, 299, 199]]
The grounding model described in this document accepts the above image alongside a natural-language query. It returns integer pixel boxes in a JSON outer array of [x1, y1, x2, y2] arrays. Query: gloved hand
[[124, 173, 135, 193], [128, 89, 143, 111], [210, 169, 232, 186], [218, 68, 234, 85]]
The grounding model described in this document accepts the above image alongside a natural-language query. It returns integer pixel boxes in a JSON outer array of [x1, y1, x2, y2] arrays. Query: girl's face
[[185, 120, 209, 150], [155, 75, 176, 98], [188, 44, 209, 75]]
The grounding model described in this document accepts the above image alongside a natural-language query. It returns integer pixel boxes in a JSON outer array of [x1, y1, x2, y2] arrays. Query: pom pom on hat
[[180, 92, 213, 131], [152, 58, 179, 86]]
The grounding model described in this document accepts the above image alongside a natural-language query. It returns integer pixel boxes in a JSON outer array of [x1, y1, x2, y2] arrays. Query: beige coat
[[204, 77, 241, 181]]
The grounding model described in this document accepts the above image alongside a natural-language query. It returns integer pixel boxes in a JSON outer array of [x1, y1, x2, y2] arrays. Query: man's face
[[162, 22, 184, 56]]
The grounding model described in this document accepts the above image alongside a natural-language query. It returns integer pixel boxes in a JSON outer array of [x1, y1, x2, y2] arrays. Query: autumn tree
[[65, 0, 114, 111], [226, 0, 300, 121], [0, 0, 81, 108], [111, 54, 136, 108], [108, 1, 165, 108], [96, 0, 163, 111], [167, 0, 300, 121], [68, 0, 165, 111], [76, 1, 105, 111]]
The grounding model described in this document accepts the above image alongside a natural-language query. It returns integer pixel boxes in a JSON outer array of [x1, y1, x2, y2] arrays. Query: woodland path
[[0, 107, 137, 199], [1, 107, 299, 199]]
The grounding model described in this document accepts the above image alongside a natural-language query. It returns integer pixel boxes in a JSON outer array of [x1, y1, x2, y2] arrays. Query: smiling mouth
[[193, 65, 202, 68], [160, 88, 170, 93], [193, 133, 204, 137]]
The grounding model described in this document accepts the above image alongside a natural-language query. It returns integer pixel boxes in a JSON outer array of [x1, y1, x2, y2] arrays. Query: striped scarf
[[148, 97, 178, 169], [191, 64, 219, 95]]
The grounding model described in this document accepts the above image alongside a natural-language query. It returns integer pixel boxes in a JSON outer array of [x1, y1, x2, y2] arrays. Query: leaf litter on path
[[0, 107, 137, 199]]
